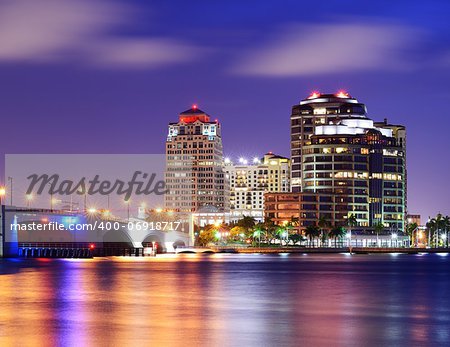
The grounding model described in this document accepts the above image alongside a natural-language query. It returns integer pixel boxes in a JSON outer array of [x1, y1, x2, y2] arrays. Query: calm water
[[1, 253, 450, 347]]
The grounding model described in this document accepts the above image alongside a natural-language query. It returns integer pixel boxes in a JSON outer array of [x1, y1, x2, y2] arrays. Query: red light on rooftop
[[308, 91, 321, 99], [192, 104, 198, 109], [336, 90, 349, 98]]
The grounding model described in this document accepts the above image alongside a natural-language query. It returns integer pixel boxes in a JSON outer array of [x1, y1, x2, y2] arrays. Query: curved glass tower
[[290, 92, 406, 231]]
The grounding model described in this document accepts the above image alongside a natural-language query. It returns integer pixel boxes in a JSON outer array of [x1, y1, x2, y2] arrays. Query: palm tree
[[427, 214, 449, 247], [347, 214, 357, 232], [253, 224, 264, 247], [304, 225, 320, 247], [318, 216, 331, 247], [434, 214, 444, 247], [443, 216, 450, 248], [263, 219, 277, 245], [329, 226, 347, 248], [289, 233, 304, 246], [427, 214, 444, 247], [276, 226, 287, 246], [426, 217, 435, 247], [237, 216, 256, 239], [374, 222, 384, 247], [406, 222, 418, 247]]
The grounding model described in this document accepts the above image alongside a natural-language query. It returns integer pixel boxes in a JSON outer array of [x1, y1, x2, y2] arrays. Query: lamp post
[[440, 233, 446, 248], [51, 198, 60, 211], [124, 200, 130, 222], [391, 233, 398, 248], [7, 177, 13, 206], [0, 186, 6, 205], [346, 231, 352, 253], [26, 194, 33, 208]]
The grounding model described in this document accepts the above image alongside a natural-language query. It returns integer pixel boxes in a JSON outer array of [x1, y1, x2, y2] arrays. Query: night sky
[[0, 0, 449, 220]]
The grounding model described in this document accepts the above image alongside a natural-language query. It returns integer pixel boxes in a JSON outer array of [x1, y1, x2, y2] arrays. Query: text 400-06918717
[[128, 221, 182, 231]]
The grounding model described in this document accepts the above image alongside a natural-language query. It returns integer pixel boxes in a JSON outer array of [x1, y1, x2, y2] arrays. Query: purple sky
[[0, 0, 449, 220]]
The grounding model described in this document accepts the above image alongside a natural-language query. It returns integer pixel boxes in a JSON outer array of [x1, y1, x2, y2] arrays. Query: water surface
[[1, 253, 449, 346]]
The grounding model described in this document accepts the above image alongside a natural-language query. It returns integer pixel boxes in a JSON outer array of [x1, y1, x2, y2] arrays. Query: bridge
[[0, 205, 193, 257]]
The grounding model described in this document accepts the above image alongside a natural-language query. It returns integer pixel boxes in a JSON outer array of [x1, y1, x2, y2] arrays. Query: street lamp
[[124, 200, 130, 221], [26, 194, 33, 208], [7, 176, 13, 206], [346, 231, 353, 253], [254, 229, 262, 247], [0, 186, 6, 205], [282, 231, 288, 246], [391, 233, 398, 248], [51, 198, 60, 211]]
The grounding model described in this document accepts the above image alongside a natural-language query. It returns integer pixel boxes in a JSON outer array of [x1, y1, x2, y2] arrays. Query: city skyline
[[1, 0, 449, 220], [1, 3, 450, 346]]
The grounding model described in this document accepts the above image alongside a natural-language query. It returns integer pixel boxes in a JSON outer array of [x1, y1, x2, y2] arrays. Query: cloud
[[0, 0, 200, 68], [90, 38, 199, 68], [232, 22, 421, 76]]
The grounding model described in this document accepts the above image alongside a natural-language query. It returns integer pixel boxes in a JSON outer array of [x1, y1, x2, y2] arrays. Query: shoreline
[[208, 247, 450, 255]]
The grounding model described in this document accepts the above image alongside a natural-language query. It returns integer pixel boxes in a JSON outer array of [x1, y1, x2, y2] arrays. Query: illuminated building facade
[[284, 92, 406, 231], [165, 106, 229, 212], [265, 192, 409, 247], [291, 91, 368, 192], [224, 153, 290, 222], [406, 214, 421, 226]]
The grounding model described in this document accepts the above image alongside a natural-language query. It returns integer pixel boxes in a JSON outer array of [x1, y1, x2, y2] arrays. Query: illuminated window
[[361, 148, 369, 155], [313, 108, 326, 115], [336, 147, 348, 154]]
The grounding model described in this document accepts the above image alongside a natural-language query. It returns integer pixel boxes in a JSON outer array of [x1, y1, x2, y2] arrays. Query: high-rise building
[[165, 106, 228, 212], [224, 153, 290, 222], [282, 91, 406, 231], [290, 91, 368, 192], [374, 118, 407, 214]]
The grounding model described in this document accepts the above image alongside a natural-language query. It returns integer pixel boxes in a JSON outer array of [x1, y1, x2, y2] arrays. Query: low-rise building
[[265, 192, 409, 246], [225, 153, 290, 222]]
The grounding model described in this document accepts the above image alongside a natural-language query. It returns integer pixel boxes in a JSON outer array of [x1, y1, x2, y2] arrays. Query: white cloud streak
[[0, 0, 200, 68], [233, 22, 421, 76]]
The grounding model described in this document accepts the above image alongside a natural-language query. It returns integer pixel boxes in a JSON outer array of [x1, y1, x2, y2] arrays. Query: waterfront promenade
[[183, 246, 450, 255]]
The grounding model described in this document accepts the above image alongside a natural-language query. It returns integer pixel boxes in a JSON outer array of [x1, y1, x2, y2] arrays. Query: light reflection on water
[[1, 254, 450, 347]]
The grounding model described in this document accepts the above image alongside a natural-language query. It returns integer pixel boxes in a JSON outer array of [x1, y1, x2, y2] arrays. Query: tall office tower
[[224, 153, 290, 222], [294, 92, 406, 231], [165, 106, 229, 212], [290, 91, 368, 192], [374, 118, 407, 215]]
